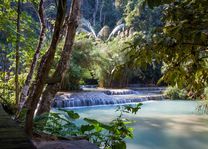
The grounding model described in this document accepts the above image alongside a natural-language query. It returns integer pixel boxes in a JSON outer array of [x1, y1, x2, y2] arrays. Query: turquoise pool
[[65, 100, 208, 149]]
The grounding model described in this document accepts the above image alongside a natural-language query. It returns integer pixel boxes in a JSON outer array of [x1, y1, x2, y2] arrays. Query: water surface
[[67, 100, 208, 149]]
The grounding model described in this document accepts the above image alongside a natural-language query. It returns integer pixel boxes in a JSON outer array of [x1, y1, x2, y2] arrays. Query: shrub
[[164, 86, 188, 100], [197, 87, 208, 114], [34, 103, 142, 149]]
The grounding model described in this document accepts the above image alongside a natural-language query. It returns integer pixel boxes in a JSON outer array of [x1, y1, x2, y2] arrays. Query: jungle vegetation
[[0, 0, 208, 148]]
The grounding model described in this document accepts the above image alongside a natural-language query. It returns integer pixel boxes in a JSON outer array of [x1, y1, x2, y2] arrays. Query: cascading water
[[52, 88, 165, 108], [78, 18, 97, 38], [77, 18, 126, 41], [107, 24, 125, 41]]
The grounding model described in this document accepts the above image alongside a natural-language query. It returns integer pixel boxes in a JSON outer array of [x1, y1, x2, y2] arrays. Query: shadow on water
[[70, 100, 208, 149], [128, 116, 208, 149]]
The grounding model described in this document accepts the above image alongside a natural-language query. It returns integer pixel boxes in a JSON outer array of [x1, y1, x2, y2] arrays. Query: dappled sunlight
[[74, 100, 208, 149]]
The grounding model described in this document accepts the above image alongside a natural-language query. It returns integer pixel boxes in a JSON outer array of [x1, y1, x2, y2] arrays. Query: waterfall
[[52, 92, 149, 108], [78, 18, 97, 38], [52, 88, 164, 108], [107, 24, 125, 41], [78, 18, 126, 41]]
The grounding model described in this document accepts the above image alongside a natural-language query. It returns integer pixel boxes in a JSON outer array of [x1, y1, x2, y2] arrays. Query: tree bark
[[17, 0, 46, 117], [93, 0, 99, 26], [36, 0, 80, 116], [15, 0, 21, 107], [24, 0, 67, 136], [99, 0, 104, 26]]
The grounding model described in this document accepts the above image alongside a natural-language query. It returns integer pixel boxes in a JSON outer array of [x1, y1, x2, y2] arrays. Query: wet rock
[[97, 25, 110, 40]]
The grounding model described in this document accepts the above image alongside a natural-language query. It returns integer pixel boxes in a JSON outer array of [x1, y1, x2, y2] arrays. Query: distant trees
[[74, 0, 122, 30]]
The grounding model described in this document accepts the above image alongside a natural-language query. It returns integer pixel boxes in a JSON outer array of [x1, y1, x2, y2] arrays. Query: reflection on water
[[66, 100, 208, 149]]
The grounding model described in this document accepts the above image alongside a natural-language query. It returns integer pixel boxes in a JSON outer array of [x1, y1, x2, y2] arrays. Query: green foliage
[[197, 87, 208, 114], [92, 38, 137, 88], [117, 103, 142, 114], [157, 0, 208, 94], [0, 70, 27, 106], [197, 101, 208, 115], [79, 103, 142, 148], [126, 0, 208, 96], [0, 0, 40, 108], [34, 103, 142, 149], [34, 110, 80, 136], [204, 87, 208, 100], [60, 33, 148, 89], [164, 86, 188, 100], [144, 0, 173, 9], [64, 31, 163, 89], [124, 0, 144, 27], [59, 36, 97, 90]]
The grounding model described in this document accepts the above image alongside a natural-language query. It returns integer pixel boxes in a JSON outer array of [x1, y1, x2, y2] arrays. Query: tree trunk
[[24, 0, 67, 136], [17, 0, 46, 117], [36, 0, 80, 116], [99, 0, 104, 26], [93, 0, 99, 26], [15, 0, 21, 107]]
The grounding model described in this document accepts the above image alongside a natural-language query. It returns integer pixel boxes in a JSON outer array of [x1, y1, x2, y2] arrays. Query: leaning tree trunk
[[17, 0, 46, 117], [24, 0, 67, 136], [15, 0, 21, 107], [36, 0, 80, 116]]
